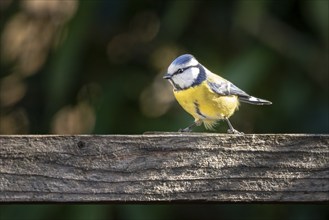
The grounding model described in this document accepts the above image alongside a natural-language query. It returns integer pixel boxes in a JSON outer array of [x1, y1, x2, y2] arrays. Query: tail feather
[[239, 96, 272, 105]]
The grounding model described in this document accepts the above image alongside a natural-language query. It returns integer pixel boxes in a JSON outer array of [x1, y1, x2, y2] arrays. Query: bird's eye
[[177, 68, 184, 73]]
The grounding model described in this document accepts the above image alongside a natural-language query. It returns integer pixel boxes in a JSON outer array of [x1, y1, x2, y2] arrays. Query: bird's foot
[[178, 121, 200, 132], [227, 128, 244, 135], [178, 127, 192, 132]]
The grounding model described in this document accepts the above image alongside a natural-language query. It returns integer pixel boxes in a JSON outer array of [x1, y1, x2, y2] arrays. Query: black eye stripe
[[173, 65, 199, 76]]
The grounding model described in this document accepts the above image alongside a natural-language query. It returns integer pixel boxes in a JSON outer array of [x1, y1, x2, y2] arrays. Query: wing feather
[[207, 73, 272, 105], [207, 73, 249, 97]]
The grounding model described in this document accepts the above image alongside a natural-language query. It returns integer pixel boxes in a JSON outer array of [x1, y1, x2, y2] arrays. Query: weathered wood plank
[[0, 134, 328, 203]]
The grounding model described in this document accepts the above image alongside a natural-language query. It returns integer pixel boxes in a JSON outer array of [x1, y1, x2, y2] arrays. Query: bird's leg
[[224, 117, 244, 135], [179, 120, 202, 132]]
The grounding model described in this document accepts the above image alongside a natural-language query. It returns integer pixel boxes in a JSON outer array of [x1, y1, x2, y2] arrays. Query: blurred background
[[0, 0, 328, 219]]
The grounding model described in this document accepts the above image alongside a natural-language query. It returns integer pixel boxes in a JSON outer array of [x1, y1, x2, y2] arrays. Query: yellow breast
[[173, 81, 239, 122]]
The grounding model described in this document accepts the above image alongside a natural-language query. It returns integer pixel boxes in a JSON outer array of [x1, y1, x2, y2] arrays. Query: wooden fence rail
[[0, 134, 328, 203]]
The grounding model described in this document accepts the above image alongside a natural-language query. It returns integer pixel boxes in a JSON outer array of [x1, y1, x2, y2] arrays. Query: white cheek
[[190, 67, 200, 79], [173, 74, 193, 88], [173, 67, 200, 89]]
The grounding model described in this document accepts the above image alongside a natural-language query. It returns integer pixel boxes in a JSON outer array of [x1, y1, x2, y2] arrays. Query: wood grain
[[0, 134, 328, 203]]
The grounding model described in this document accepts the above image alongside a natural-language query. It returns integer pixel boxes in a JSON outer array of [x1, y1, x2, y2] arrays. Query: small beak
[[163, 73, 172, 79]]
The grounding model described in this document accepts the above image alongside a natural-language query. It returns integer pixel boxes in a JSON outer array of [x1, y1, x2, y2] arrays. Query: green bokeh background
[[0, 0, 328, 219]]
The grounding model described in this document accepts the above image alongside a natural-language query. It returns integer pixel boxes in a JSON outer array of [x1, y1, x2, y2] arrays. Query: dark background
[[0, 0, 328, 219]]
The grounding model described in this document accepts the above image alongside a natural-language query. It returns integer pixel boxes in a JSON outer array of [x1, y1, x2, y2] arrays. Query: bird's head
[[163, 54, 206, 90]]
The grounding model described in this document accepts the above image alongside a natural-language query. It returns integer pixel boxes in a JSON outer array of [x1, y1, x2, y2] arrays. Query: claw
[[227, 128, 244, 135], [225, 117, 244, 135], [178, 120, 200, 132], [179, 127, 192, 132]]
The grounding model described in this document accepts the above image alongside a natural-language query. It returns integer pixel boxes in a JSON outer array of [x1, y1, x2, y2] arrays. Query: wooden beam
[[0, 134, 328, 203]]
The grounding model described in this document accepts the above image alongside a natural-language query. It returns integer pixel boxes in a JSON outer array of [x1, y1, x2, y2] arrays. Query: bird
[[163, 54, 272, 134]]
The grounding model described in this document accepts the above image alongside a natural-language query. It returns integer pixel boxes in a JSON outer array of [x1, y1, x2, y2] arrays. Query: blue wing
[[208, 81, 249, 97], [207, 74, 272, 105]]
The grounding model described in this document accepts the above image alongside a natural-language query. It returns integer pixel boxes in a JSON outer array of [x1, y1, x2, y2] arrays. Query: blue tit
[[163, 54, 272, 134]]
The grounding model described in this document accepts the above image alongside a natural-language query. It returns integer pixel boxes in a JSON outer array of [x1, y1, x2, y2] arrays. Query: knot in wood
[[77, 141, 85, 149]]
